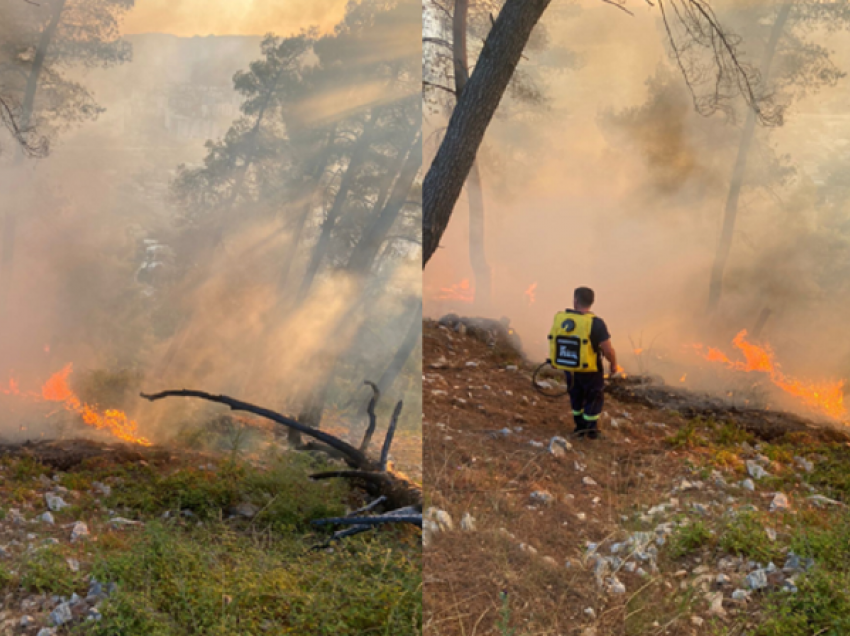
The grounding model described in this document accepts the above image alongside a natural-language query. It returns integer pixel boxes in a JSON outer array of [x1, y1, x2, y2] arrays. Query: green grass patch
[[667, 520, 713, 559], [77, 522, 420, 635], [718, 512, 782, 564]]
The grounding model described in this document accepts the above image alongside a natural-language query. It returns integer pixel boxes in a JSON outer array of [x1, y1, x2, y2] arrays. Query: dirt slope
[[423, 318, 850, 636]]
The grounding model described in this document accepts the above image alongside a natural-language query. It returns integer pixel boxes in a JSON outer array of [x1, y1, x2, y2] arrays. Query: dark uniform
[[562, 309, 611, 439]]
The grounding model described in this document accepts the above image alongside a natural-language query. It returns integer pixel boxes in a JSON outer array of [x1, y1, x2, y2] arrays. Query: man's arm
[[599, 339, 618, 375]]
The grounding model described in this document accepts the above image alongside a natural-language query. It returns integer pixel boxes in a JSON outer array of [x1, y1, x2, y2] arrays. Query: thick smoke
[[0, 2, 422, 447], [424, 0, 850, 423]]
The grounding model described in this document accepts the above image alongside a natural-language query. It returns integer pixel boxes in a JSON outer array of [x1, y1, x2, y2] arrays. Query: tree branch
[[139, 389, 370, 469]]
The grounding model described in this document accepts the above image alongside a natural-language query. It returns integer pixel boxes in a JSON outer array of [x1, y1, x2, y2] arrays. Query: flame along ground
[[2, 364, 151, 446], [693, 330, 846, 420], [436, 279, 474, 303]]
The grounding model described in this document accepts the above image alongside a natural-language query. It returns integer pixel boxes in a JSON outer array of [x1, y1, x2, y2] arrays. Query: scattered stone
[[548, 436, 571, 458], [460, 512, 476, 531], [70, 521, 89, 543], [707, 591, 726, 616], [770, 493, 790, 512], [692, 503, 708, 515], [109, 517, 144, 528], [87, 607, 102, 621], [582, 476, 598, 487], [624, 562, 636, 573], [783, 580, 799, 594], [766, 562, 777, 574], [37, 629, 56, 636], [732, 589, 748, 601], [746, 461, 769, 480], [679, 480, 695, 491], [49, 602, 73, 626], [531, 491, 555, 505], [529, 440, 544, 448], [229, 502, 260, 519], [584, 607, 596, 619], [742, 479, 755, 491], [92, 482, 112, 497], [519, 543, 537, 555], [576, 513, 587, 521], [794, 456, 814, 473], [543, 556, 558, 567], [808, 495, 842, 507], [766, 528, 777, 541], [746, 569, 768, 590], [716, 574, 730, 585], [465, 361, 478, 368], [20, 615, 34, 627], [45, 494, 69, 512], [506, 365, 518, 371], [608, 577, 626, 594], [691, 616, 704, 627], [425, 508, 454, 532], [39, 512, 55, 525]]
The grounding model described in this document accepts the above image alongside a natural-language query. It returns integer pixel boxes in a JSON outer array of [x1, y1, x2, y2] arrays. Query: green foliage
[[807, 445, 850, 500], [82, 522, 421, 636], [20, 547, 80, 596], [719, 512, 781, 563], [756, 569, 850, 636], [716, 422, 754, 447], [668, 520, 713, 559], [666, 420, 703, 449], [496, 591, 516, 636]]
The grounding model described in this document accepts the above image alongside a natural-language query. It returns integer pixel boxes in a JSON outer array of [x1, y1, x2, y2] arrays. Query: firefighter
[[548, 287, 618, 440]]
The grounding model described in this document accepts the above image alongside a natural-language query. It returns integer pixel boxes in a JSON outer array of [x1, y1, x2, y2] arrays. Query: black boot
[[572, 413, 587, 437]]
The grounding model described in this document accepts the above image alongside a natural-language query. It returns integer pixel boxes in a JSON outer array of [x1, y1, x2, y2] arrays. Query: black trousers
[[566, 371, 605, 433]]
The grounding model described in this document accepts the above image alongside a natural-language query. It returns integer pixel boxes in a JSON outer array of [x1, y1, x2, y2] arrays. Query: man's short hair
[[574, 287, 595, 308]]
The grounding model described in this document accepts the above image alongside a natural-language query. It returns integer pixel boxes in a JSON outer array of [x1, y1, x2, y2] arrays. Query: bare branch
[[380, 400, 402, 471], [140, 389, 370, 468], [600, 0, 635, 17], [359, 380, 380, 453], [422, 80, 456, 96]]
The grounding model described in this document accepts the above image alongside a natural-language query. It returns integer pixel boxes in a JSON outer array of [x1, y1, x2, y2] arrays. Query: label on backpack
[[548, 311, 597, 372]]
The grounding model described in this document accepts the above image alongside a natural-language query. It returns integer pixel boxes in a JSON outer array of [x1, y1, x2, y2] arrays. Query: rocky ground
[[0, 424, 422, 634], [423, 317, 850, 636]]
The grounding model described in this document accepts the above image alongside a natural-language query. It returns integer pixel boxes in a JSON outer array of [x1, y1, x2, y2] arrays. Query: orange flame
[[437, 279, 474, 303], [634, 348, 644, 355], [680, 373, 687, 383], [694, 330, 845, 419], [525, 282, 537, 304], [39, 364, 151, 446]]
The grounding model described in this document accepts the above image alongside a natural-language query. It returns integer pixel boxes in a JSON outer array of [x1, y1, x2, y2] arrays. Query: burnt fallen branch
[[139, 387, 422, 541]]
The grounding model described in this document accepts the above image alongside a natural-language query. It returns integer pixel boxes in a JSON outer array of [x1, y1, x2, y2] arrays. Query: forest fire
[[4, 365, 151, 446], [436, 279, 474, 303], [693, 330, 846, 420], [525, 282, 537, 304]]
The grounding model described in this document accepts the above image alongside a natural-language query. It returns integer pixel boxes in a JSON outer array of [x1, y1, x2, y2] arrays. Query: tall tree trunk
[[297, 109, 380, 303], [706, 2, 792, 312], [453, 0, 492, 309], [422, 0, 551, 266], [346, 131, 422, 274], [0, 0, 67, 332]]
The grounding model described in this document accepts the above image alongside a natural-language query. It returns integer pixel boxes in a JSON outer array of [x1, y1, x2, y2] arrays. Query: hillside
[[0, 419, 421, 635], [423, 317, 850, 636]]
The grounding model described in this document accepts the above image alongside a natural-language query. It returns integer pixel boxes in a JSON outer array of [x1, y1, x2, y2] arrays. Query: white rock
[[460, 512, 476, 531], [425, 507, 454, 532], [582, 476, 598, 487], [707, 591, 726, 616], [39, 512, 55, 525], [45, 493, 69, 512], [770, 493, 790, 512], [746, 569, 768, 590], [70, 521, 90, 542], [746, 460, 769, 480], [548, 436, 572, 457], [530, 491, 554, 505], [742, 479, 755, 491]]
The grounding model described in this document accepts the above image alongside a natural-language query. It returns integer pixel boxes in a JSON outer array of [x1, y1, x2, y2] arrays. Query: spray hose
[[532, 361, 571, 398]]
